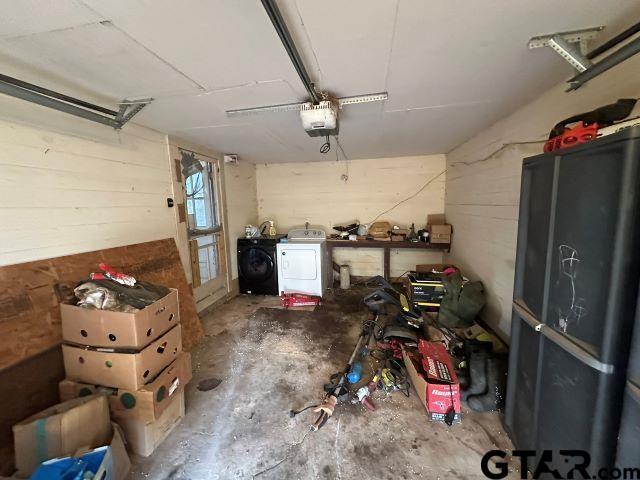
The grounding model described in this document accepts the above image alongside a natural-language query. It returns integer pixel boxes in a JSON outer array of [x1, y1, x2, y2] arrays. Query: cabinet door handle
[[627, 381, 640, 402], [513, 299, 541, 329], [513, 298, 615, 374]]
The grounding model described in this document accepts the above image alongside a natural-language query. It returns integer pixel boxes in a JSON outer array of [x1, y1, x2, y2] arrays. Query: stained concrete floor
[[129, 288, 521, 480]]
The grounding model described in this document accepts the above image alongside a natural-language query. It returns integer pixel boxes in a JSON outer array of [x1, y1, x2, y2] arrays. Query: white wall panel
[[224, 161, 258, 280]]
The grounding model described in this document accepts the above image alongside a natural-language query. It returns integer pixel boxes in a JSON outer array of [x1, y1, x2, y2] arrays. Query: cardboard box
[[427, 214, 446, 225], [108, 423, 131, 480], [59, 352, 192, 423], [30, 423, 130, 480], [403, 341, 461, 423], [62, 325, 183, 390], [116, 390, 185, 457], [61, 289, 179, 349], [12, 395, 112, 476], [428, 224, 452, 244]]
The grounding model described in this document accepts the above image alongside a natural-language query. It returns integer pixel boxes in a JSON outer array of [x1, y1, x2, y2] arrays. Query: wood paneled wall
[[224, 161, 258, 280], [0, 94, 176, 267]]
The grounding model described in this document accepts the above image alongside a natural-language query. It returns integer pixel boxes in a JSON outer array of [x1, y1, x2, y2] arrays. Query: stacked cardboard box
[[59, 288, 191, 457]]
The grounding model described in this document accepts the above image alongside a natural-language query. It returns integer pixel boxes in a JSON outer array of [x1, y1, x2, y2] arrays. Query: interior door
[[181, 149, 228, 309]]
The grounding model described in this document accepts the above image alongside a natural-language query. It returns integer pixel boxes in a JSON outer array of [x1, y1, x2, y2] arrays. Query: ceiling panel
[[330, 101, 505, 160], [81, 0, 309, 96], [386, 0, 637, 111], [0, 21, 200, 100], [0, 0, 104, 39], [175, 123, 304, 163], [135, 80, 301, 133], [281, 0, 398, 97]]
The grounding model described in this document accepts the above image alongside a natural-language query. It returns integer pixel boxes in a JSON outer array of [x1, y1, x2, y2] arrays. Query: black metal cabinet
[[506, 127, 640, 474], [616, 299, 640, 468]]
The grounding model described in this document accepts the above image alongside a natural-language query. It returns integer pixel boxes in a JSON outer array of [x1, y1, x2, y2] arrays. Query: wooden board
[[0, 238, 204, 371], [189, 238, 201, 288]]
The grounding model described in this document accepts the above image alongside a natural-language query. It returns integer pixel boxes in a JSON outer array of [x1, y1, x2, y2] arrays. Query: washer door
[[239, 247, 274, 283]]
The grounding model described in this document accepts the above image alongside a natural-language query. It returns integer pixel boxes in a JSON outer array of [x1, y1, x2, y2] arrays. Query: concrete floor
[[129, 288, 521, 480]]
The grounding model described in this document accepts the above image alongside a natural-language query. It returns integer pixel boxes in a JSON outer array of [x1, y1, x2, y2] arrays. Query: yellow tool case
[[407, 272, 445, 310]]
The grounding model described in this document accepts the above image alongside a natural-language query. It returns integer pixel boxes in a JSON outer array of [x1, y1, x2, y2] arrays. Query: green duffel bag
[[437, 273, 486, 328]]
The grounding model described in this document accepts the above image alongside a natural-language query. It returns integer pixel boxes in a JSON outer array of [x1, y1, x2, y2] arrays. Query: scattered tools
[[290, 276, 424, 431], [290, 316, 375, 431], [289, 270, 505, 432]]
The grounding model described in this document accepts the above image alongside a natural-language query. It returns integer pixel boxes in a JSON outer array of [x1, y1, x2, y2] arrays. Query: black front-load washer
[[237, 235, 285, 295]]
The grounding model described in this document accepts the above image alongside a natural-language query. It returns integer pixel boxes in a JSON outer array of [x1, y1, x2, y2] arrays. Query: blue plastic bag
[[30, 446, 112, 480]]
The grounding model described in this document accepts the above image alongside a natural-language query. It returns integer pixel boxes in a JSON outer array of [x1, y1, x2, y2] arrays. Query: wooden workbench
[[326, 238, 450, 280]]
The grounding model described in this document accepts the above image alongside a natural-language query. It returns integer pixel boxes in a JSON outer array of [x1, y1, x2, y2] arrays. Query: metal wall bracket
[[528, 26, 604, 72], [115, 99, 153, 129]]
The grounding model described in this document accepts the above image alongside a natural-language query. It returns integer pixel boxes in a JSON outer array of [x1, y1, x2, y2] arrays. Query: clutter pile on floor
[[289, 265, 507, 432], [11, 264, 188, 479]]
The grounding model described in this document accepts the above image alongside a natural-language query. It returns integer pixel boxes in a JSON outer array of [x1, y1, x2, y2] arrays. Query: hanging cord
[[448, 140, 544, 167], [334, 136, 349, 182], [320, 135, 331, 154]]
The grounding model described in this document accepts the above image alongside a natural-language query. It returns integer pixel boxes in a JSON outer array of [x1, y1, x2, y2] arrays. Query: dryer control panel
[[287, 226, 326, 240]]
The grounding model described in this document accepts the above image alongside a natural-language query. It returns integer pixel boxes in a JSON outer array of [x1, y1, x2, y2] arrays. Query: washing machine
[[276, 226, 330, 297], [237, 235, 285, 295]]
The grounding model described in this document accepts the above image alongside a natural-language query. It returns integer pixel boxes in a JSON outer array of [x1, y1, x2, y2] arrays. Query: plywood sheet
[[0, 238, 203, 371]]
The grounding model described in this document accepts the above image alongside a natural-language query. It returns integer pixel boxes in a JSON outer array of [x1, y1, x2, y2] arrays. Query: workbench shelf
[[326, 239, 450, 280]]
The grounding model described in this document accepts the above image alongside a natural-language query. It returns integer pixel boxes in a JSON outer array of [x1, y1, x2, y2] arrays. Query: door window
[[182, 150, 221, 286]]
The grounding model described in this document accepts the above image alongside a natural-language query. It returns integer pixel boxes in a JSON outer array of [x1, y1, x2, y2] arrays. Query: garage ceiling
[[0, 0, 638, 162]]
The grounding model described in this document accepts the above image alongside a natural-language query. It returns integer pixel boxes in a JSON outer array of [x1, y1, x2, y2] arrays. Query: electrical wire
[[334, 136, 348, 160], [334, 136, 349, 182], [362, 139, 544, 224], [448, 140, 544, 167], [365, 169, 446, 225]]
